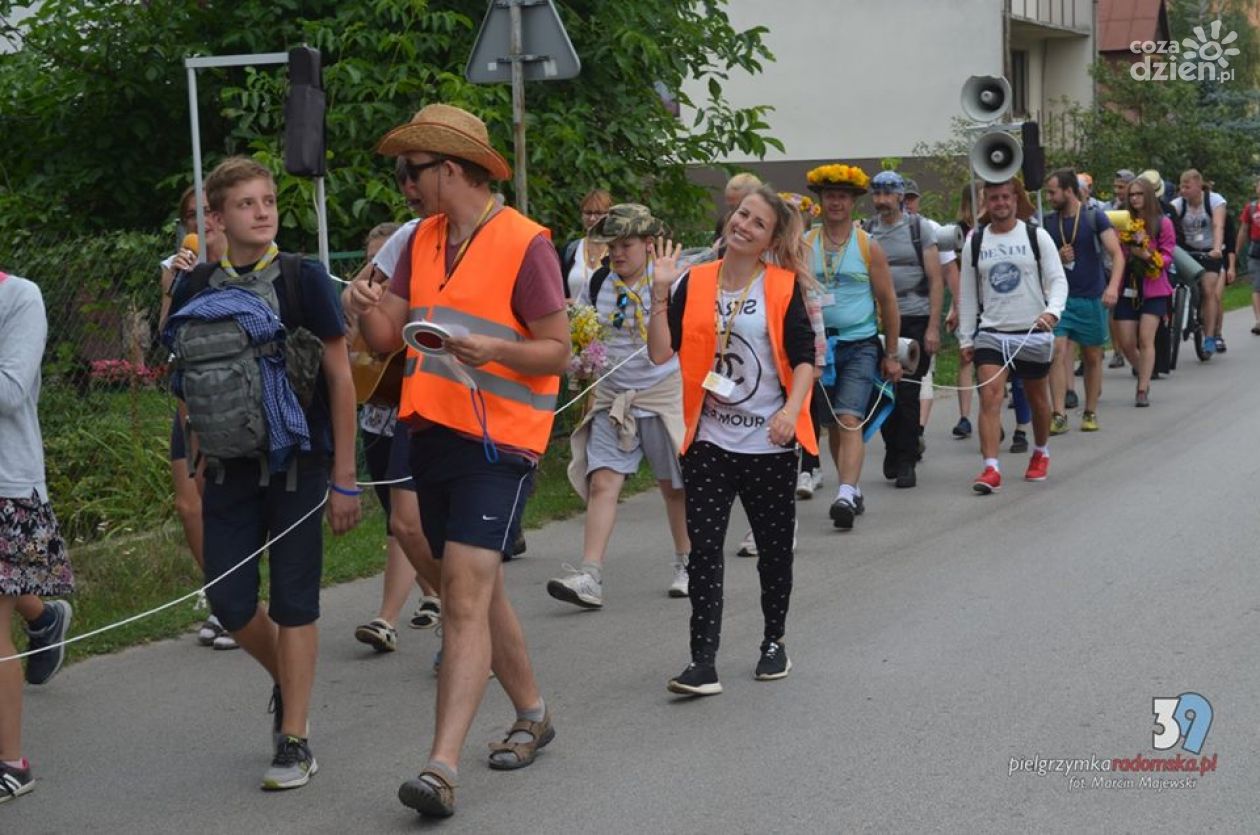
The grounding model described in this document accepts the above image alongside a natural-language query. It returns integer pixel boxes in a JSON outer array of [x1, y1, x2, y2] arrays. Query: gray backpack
[[169, 254, 323, 484]]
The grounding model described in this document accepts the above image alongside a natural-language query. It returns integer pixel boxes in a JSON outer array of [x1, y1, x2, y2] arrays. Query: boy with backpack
[[163, 156, 361, 791]]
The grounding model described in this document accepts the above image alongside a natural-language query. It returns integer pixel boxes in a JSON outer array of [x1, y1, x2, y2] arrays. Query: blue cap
[[870, 171, 906, 194]]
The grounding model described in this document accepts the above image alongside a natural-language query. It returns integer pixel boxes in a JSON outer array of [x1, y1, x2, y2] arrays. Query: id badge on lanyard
[[709, 271, 756, 399]]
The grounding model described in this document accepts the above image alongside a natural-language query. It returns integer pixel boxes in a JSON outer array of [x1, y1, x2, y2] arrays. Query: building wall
[[687, 0, 1006, 163]]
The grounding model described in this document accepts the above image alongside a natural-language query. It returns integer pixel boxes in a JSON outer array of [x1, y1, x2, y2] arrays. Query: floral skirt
[[0, 492, 75, 597]]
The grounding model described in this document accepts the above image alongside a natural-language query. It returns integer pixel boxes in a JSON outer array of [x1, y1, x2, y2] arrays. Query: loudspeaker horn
[[960, 75, 1011, 123], [969, 131, 1023, 183]]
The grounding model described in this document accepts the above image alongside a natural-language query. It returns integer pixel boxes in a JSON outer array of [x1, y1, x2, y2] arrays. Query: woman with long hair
[[648, 185, 818, 696], [1106, 176, 1174, 406]]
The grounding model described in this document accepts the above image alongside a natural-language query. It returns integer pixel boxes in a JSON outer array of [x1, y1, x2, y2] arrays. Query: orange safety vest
[[399, 207, 559, 455], [678, 261, 817, 456]]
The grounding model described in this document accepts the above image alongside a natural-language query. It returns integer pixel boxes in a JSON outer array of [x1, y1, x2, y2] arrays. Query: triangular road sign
[[466, 0, 581, 84]]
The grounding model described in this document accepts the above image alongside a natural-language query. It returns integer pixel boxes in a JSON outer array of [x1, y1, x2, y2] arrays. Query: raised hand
[[650, 237, 684, 290]]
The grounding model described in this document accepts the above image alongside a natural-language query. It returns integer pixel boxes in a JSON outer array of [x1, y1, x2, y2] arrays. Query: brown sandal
[[398, 769, 457, 818], [487, 709, 555, 770]]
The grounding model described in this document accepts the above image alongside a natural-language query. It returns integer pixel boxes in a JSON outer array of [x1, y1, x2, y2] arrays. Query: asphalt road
[[9, 310, 1260, 834]]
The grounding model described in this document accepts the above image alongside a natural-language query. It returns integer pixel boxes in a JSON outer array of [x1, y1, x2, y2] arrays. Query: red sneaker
[[1024, 452, 1049, 482], [972, 466, 1001, 494]]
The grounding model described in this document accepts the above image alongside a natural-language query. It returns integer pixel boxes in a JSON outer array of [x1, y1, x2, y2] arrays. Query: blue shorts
[[362, 425, 415, 533], [1054, 296, 1109, 347], [169, 413, 186, 462], [825, 338, 879, 419], [408, 426, 535, 560], [201, 454, 328, 631]]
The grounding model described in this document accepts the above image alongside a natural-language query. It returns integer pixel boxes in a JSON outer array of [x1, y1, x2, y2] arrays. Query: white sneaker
[[811, 469, 823, 491], [669, 560, 689, 598], [546, 564, 604, 609], [212, 632, 240, 651], [795, 470, 814, 499], [736, 529, 757, 557]]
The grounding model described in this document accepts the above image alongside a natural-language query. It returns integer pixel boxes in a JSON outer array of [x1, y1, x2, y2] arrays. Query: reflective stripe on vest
[[399, 208, 559, 455], [676, 261, 817, 456]]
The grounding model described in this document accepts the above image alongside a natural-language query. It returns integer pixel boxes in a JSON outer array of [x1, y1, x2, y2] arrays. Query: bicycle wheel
[[1168, 285, 1187, 370]]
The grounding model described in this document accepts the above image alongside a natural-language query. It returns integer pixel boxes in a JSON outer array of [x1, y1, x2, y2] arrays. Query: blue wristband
[[329, 482, 363, 497]]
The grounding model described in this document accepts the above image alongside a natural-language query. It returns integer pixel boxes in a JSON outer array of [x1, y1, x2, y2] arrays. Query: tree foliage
[[0, 0, 779, 250]]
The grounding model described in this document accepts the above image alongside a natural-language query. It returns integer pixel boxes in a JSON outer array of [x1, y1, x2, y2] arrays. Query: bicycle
[[1166, 261, 1208, 371]]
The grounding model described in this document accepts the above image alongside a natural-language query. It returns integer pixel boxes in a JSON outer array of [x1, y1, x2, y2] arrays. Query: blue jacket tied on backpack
[[163, 286, 311, 473]]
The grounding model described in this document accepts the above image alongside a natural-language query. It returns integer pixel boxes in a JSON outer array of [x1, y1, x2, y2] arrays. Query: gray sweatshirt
[[0, 274, 49, 501], [958, 221, 1068, 348]]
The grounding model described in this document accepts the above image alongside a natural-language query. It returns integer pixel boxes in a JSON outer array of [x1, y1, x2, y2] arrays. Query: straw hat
[[376, 104, 511, 181]]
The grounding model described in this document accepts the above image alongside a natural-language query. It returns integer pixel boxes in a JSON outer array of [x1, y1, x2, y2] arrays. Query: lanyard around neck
[[813, 227, 851, 282], [441, 199, 497, 289], [716, 263, 759, 356], [1058, 208, 1082, 248]]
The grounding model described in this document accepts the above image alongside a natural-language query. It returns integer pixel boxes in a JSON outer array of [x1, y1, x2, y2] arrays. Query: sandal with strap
[[487, 709, 555, 770], [398, 769, 457, 818]]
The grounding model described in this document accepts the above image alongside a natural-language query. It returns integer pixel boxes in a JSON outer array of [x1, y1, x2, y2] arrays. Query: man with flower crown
[[803, 163, 902, 531]]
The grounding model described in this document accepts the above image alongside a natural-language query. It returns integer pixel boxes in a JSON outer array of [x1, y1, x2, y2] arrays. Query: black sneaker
[[916, 434, 926, 462], [829, 497, 856, 530], [1064, 390, 1079, 410], [755, 640, 792, 681], [1009, 429, 1029, 454], [667, 662, 722, 696], [895, 462, 916, 489], [854, 493, 866, 515], [25, 600, 71, 686], [952, 417, 972, 438], [882, 449, 897, 480], [0, 761, 34, 804], [1074, 361, 1084, 377], [261, 736, 318, 790]]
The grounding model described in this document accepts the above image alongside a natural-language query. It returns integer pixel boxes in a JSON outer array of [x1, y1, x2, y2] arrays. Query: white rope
[[1, 489, 331, 663], [552, 346, 647, 415], [815, 323, 1043, 431], [0, 351, 635, 663]]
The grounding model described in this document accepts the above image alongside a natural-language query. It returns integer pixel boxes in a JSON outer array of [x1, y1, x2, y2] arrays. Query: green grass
[[14, 426, 658, 666]]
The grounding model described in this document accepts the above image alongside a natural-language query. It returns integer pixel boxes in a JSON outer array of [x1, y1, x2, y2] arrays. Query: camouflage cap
[[587, 203, 665, 243]]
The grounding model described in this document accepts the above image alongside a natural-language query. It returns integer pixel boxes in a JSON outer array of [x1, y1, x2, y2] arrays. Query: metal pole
[[509, 0, 528, 215], [186, 64, 206, 263], [315, 177, 330, 271]]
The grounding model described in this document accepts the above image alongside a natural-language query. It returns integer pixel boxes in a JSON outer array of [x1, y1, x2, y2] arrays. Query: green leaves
[[0, 0, 779, 251]]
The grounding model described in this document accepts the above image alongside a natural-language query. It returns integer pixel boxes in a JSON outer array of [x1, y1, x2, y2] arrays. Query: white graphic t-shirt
[[1170, 192, 1226, 252], [695, 274, 786, 454], [957, 222, 1067, 348]]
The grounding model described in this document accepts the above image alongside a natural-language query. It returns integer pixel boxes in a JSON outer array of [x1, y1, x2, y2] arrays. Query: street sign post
[[466, 0, 580, 215]]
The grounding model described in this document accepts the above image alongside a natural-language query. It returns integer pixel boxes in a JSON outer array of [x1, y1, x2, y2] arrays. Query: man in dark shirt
[[167, 157, 361, 791]]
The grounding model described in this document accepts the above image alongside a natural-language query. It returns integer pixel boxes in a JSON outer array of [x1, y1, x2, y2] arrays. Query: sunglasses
[[403, 157, 446, 182], [611, 290, 632, 330]]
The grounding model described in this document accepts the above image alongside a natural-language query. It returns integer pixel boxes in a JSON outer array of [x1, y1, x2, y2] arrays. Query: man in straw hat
[[349, 103, 568, 818], [548, 203, 690, 610]]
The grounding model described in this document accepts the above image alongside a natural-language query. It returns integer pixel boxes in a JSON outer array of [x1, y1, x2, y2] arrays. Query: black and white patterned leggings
[[681, 441, 798, 665]]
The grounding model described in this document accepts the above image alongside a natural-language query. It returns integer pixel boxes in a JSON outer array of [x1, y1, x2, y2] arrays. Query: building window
[[1011, 50, 1029, 117]]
